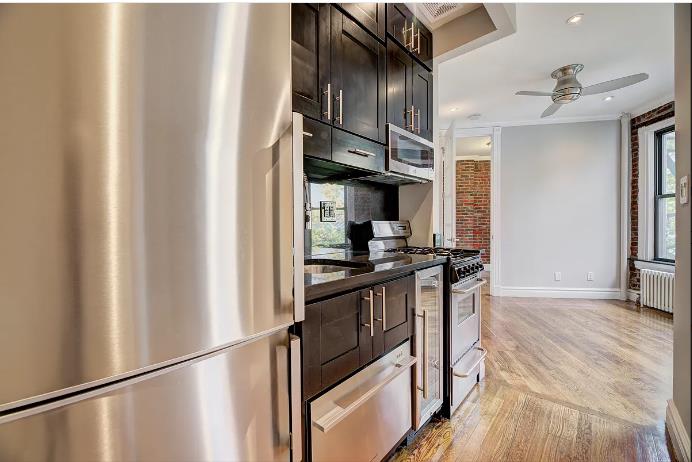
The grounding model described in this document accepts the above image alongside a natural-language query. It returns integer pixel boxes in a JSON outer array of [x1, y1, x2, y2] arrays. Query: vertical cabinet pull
[[362, 289, 374, 337], [402, 21, 414, 50], [406, 106, 415, 131], [416, 309, 429, 399], [375, 287, 387, 331], [335, 89, 343, 125], [416, 27, 421, 54], [323, 83, 332, 121], [416, 108, 421, 134]]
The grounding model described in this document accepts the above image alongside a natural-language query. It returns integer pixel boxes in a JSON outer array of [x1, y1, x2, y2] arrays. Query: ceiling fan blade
[[541, 103, 562, 118], [516, 90, 553, 96], [581, 73, 649, 96]]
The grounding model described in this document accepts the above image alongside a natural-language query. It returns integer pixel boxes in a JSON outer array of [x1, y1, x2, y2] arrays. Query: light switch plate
[[680, 175, 689, 205], [319, 201, 336, 222]]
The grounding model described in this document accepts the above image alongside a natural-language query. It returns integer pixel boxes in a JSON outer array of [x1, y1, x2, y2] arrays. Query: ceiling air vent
[[409, 3, 482, 30]]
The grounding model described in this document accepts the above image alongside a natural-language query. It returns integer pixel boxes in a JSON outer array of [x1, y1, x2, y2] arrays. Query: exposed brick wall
[[455, 160, 490, 264], [629, 101, 675, 291]]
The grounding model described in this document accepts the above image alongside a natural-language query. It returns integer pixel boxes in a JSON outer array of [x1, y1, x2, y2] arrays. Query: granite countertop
[[304, 250, 447, 302]]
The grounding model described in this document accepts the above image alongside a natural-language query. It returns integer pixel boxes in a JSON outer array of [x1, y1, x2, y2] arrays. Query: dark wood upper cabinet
[[386, 3, 433, 71], [339, 3, 386, 41], [331, 8, 387, 143], [291, 4, 331, 122], [386, 40, 412, 133], [387, 40, 433, 141], [412, 63, 433, 141]]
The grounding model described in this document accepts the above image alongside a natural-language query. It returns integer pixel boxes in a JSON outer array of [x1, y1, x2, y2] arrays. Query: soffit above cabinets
[[406, 3, 483, 30]]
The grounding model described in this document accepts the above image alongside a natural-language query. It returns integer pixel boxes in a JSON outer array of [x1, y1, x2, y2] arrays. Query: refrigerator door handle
[[293, 113, 305, 322], [289, 335, 303, 462]]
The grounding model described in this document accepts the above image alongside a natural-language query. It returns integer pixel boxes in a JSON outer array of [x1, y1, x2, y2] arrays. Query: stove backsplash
[[305, 179, 398, 255]]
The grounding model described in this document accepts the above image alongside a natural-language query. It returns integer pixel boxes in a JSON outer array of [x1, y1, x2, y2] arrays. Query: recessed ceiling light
[[603, 95, 615, 102], [566, 13, 584, 25], [450, 107, 459, 112], [468, 113, 482, 120]]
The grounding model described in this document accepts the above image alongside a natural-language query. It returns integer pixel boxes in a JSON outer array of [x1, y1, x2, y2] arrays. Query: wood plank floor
[[391, 290, 675, 462]]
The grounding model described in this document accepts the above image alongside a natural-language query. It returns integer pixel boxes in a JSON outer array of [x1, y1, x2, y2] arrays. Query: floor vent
[[640, 269, 674, 313]]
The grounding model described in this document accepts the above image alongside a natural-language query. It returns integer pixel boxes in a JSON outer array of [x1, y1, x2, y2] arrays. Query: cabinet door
[[412, 63, 433, 141], [291, 4, 330, 121], [339, 3, 385, 41], [331, 8, 387, 143], [373, 275, 415, 355], [386, 40, 413, 132], [411, 20, 433, 70], [386, 3, 413, 51], [302, 291, 363, 400]]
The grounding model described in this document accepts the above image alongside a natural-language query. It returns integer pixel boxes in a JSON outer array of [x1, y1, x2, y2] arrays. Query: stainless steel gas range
[[351, 221, 487, 428]]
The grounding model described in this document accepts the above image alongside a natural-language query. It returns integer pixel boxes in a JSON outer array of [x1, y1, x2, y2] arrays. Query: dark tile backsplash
[[305, 179, 398, 255]]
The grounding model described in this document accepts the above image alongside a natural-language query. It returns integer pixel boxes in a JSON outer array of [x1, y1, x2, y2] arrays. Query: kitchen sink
[[304, 259, 374, 274]]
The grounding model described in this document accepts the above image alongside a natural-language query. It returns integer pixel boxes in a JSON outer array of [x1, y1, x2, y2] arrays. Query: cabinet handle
[[416, 308, 429, 400], [323, 83, 332, 121], [416, 108, 421, 134], [302, 131, 313, 138], [375, 287, 386, 330], [402, 21, 412, 50], [406, 106, 415, 131], [347, 148, 375, 157], [452, 279, 486, 295], [335, 89, 343, 125], [362, 289, 374, 337], [416, 27, 421, 54]]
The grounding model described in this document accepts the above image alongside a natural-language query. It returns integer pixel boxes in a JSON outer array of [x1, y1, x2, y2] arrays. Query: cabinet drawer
[[303, 117, 331, 160], [331, 128, 385, 173]]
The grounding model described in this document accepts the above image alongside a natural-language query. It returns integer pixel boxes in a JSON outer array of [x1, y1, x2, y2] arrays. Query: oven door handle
[[451, 279, 486, 295], [311, 356, 417, 433], [452, 347, 487, 378]]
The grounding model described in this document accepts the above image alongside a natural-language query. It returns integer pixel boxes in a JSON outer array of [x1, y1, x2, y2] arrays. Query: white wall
[[500, 120, 622, 297]]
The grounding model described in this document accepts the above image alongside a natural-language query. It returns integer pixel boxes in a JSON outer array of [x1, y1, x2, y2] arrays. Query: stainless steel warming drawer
[[310, 341, 416, 462]]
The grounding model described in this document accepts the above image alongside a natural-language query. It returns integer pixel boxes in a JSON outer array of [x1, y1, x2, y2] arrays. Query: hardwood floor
[[392, 291, 675, 462]]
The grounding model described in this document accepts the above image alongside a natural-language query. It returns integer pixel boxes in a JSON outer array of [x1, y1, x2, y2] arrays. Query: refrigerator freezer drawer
[[0, 329, 291, 462], [0, 3, 294, 412], [310, 341, 415, 462]]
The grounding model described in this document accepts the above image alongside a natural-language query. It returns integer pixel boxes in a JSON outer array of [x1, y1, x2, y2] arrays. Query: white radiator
[[640, 269, 675, 313]]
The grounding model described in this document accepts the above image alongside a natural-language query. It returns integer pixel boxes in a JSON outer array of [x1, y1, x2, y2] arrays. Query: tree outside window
[[654, 127, 675, 262]]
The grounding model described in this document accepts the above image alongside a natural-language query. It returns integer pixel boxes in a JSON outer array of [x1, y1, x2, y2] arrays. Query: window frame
[[653, 125, 675, 263]]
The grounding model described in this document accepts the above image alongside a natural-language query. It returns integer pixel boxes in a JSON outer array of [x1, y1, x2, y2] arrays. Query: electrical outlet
[[554, 272, 561, 281], [587, 272, 594, 281]]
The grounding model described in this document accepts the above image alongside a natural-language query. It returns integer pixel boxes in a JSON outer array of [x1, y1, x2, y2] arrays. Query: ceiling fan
[[515, 64, 649, 118]]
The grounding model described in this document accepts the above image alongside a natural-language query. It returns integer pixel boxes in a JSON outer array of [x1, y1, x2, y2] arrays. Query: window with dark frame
[[654, 126, 676, 262]]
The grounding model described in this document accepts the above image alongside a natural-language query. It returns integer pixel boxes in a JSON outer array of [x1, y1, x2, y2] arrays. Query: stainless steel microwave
[[387, 123, 435, 182]]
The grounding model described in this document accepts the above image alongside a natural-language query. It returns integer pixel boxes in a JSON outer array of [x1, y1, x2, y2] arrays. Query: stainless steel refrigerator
[[0, 4, 303, 461]]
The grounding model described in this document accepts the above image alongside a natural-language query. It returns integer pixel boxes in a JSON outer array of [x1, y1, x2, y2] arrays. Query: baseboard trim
[[498, 286, 622, 299], [627, 289, 640, 302], [667, 400, 691, 462]]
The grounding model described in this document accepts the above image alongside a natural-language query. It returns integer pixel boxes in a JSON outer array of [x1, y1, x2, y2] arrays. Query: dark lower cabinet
[[291, 4, 330, 121], [302, 274, 415, 400], [331, 8, 387, 143], [339, 3, 385, 41]]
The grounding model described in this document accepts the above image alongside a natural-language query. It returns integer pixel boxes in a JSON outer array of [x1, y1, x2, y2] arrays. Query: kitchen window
[[654, 126, 675, 262], [309, 182, 347, 250]]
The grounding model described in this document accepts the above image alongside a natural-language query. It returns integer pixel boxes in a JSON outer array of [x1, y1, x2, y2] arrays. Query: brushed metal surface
[[0, 329, 291, 462], [0, 3, 293, 411]]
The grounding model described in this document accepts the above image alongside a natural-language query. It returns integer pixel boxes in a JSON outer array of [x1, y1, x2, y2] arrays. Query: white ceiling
[[438, 3, 674, 128], [456, 136, 491, 157]]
